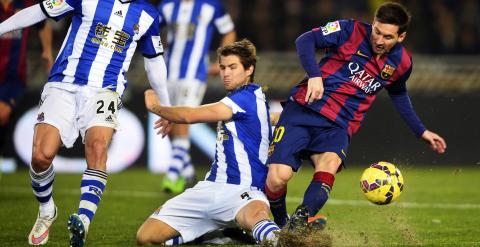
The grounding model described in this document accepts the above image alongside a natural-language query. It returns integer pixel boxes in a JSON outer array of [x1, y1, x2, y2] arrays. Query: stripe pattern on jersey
[[205, 84, 271, 189], [292, 20, 412, 136], [41, 0, 162, 96], [158, 0, 234, 82]]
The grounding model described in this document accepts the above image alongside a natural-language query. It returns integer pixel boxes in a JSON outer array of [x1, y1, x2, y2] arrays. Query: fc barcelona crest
[[381, 64, 395, 80]]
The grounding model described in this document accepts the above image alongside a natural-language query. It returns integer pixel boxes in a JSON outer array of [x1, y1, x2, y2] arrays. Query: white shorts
[[167, 79, 207, 106], [36, 82, 121, 148], [150, 181, 269, 242]]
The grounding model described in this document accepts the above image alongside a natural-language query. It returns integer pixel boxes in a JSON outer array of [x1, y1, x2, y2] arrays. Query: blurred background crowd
[[1, 0, 479, 167], [41, 0, 480, 54], [224, 0, 480, 54]]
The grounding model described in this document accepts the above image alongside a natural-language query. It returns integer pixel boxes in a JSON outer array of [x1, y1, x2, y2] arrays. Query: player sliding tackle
[[137, 39, 281, 245]]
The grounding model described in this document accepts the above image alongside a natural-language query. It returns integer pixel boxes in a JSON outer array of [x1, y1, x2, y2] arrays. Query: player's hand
[[305, 77, 324, 104], [144, 89, 160, 113], [208, 63, 220, 76], [0, 101, 12, 126], [421, 130, 446, 154], [154, 118, 173, 138]]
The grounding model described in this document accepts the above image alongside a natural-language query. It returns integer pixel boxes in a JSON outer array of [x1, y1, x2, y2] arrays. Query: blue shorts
[[267, 101, 349, 172], [0, 81, 25, 109]]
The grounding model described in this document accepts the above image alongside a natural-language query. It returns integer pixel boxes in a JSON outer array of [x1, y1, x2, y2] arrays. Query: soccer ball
[[359, 161, 404, 205]]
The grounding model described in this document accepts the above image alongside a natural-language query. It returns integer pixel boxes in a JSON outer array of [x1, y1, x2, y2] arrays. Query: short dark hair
[[217, 39, 257, 82], [375, 2, 411, 34]]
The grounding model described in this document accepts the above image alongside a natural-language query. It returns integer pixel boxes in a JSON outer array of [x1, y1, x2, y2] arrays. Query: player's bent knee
[[236, 200, 270, 230], [137, 218, 178, 245], [136, 231, 151, 246], [31, 150, 54, 171], [136, 225, 162, 245]]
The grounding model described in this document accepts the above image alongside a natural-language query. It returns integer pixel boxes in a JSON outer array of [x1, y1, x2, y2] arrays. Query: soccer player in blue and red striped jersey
[[0, 0, 52, 157], [265, 2, 447, 230]]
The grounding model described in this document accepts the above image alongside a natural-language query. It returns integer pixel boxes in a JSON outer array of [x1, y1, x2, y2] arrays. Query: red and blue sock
[[302, 171, 335, 216], [265, 185, 289, 228]]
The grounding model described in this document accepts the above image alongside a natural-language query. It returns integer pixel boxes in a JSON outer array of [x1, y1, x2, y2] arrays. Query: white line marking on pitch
[[3, 186, 480, 210]]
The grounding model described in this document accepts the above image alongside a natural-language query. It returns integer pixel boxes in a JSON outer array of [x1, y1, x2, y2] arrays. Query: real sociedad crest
[[381, 64, 395, 80], [133, 24, 140, 35]]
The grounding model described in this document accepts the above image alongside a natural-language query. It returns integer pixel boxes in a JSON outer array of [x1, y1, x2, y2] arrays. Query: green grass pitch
[[1, 165, 479, 246]]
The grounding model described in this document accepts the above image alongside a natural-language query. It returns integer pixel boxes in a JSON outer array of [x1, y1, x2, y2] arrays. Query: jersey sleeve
[[40, 0, 80, 21], [213, 1, 234, 34], [139, 13, 164, 58], [220, 91, 249, 121], [311, 19, 354, 49], [31, 0, 46, 29]]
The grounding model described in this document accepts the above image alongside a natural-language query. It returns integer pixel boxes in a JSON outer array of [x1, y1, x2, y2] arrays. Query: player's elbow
[[181, 114, 196, 124], [179, 109, 200, 124]]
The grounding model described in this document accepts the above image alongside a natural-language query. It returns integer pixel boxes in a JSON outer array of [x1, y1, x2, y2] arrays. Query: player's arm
[[386, 68, 446, 154], [38, 21, 54, 72], [144, 56, 170, 106], [145, 89, 232, 124], [0, 4, 47, 36], [220, 30, 236, 47], [295, 31, 324, 104], [295, 20, 353, 104]]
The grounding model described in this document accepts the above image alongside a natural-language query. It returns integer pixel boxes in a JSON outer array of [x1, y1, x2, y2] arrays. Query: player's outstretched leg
[[301, 171, 334, 230], [68, 168, 108, 246], [29, 165, 57, 245], [265, 184, 289, 228]]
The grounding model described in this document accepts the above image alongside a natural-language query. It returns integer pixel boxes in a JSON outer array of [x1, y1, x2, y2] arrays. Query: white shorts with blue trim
[[36, 82, 121, 148], [149, 180, 268, 242]]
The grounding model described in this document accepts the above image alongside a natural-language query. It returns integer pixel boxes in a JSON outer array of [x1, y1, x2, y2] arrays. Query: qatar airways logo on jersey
[[348, 62, 383, 94]]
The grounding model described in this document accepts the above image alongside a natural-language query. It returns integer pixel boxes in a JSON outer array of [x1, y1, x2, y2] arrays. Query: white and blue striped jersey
[[157, 0, 234, 82], [205, 84, 272, 189], [40, 0, 164, 96]]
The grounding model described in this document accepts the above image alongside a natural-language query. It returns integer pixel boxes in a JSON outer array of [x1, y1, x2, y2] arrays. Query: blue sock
[[265, 185, 289, 228], [252, 219, 280, 243], [302, 171, 335, 216], [78, 168, 107, 226]]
